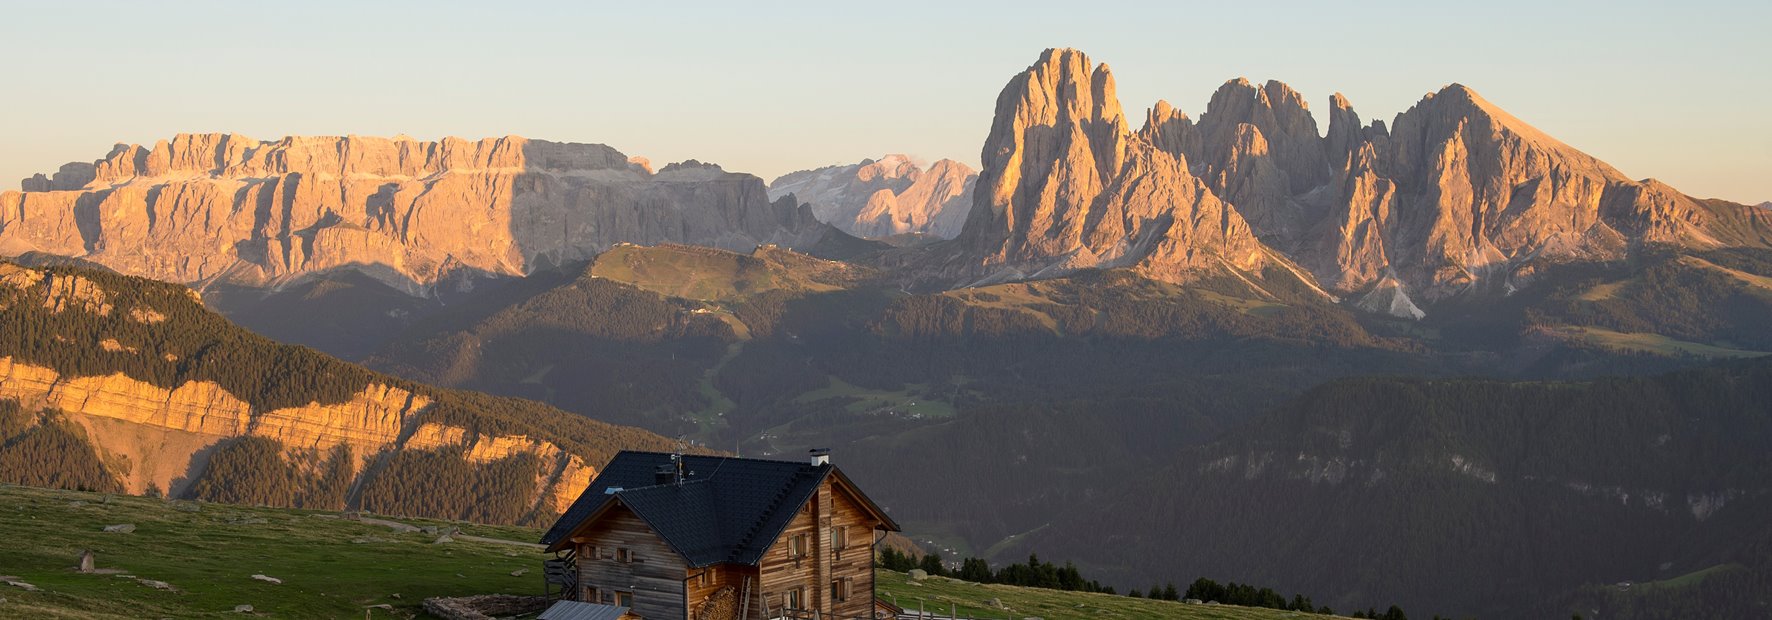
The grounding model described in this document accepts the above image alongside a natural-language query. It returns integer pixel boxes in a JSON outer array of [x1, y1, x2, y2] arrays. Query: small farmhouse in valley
[[539, 449, 900, 619]]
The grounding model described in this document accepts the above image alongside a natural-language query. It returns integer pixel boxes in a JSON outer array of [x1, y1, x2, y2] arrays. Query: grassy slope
[[0, 484, 543, 619], [588, 244, 855, 302], [1553, 325, 1768, 358], [875, 571, 1349, 620]]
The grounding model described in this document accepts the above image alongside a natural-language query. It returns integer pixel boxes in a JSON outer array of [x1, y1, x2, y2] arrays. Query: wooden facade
[[750, 477, 882, 619], [569, 505, 689, 620], [560, 475, 891, 620]]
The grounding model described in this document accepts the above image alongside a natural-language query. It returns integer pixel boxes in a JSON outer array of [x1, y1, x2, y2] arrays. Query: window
[[582, 586, 600, 603], [585, 544, 600, 560], [833, 526, 848, 552], [783, 587, 804, 610], [698, 570, 712, 587], [615, 591, 633, 607], [831, 577, 853, 602], [789, 533, 808, 558], [615, 548, 633, 563]]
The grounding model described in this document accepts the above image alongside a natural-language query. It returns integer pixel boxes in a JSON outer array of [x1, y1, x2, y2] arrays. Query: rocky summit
[[1, 134, 838, 294], [769, 155, 976, 240]]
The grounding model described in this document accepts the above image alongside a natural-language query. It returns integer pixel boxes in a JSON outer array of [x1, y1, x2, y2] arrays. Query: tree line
[[876, 548, 1436, 618]]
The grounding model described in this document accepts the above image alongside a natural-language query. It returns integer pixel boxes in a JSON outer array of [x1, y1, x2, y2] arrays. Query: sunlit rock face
[[2, 134, 837, 294]]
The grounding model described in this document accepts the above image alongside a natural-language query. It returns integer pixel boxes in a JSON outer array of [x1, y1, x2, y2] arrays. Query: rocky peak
[[19, 162, 97, 192], [964, 48, 1127, 253], [855, 155, 922, 183], [1138, 99, 1197, 164], [767, 155, 976, 240], [1175, 77, 1333, 245], [1386, 84, 1626, 185], [1323, 93, 1363, 173], [943, 49, 1275, 286], [1193, 77, 1330, 193]]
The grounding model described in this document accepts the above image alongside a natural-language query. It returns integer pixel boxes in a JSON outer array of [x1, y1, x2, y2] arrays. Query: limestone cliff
[[769, 155, 976, 239], [2, 135, 840, 295]]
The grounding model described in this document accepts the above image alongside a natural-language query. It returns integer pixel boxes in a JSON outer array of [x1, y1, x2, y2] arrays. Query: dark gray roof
[[541, 451, 898, 567], [537, 600, 630, 620]]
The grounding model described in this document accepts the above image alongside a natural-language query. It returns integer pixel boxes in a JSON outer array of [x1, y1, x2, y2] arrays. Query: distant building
[[540, 449, 900, 619]]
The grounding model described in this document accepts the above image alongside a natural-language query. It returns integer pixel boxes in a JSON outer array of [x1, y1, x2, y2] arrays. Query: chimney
[[655, 464, 676, 486], [809, 448, 831, 467]]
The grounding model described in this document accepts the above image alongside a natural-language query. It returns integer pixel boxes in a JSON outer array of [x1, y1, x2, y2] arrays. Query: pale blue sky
[[3, 1, 1768, 202]]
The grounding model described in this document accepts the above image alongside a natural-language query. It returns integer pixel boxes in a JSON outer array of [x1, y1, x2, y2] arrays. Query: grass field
[[794, 377, 960, 419], [943, 283, 1064, 332], [1679, 256, 1772, 295], [1554, 325, 1769, 359], [876, 571, 1348, 620], [1576, 280, 1628, 301], [589, 244, 849, 301], [0, 484, 546, 619], [0, 484, 1333, 620]]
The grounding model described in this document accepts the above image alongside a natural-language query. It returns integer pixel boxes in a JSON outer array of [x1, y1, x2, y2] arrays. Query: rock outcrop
[[943, 48, 1279, 287], [769, 155, 976, 239], [2, 134, 839, 295], [0, 355, 593, 513]]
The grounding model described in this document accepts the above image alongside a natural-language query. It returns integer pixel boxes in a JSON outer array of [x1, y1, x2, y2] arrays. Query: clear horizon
[[2, 0, 1768, 203]]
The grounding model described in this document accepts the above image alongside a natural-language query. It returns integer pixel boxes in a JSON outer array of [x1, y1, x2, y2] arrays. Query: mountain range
[[2, 134, 848, 295], [927, 48, 1772, 312], [2, 47, 1771, 618]]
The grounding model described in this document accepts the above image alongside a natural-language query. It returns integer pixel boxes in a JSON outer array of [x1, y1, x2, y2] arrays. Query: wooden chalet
[[540, 449, 901, 620]]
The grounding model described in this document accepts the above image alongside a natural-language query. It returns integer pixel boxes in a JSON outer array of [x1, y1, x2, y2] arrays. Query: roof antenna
[[672, 436, 689, 486]]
